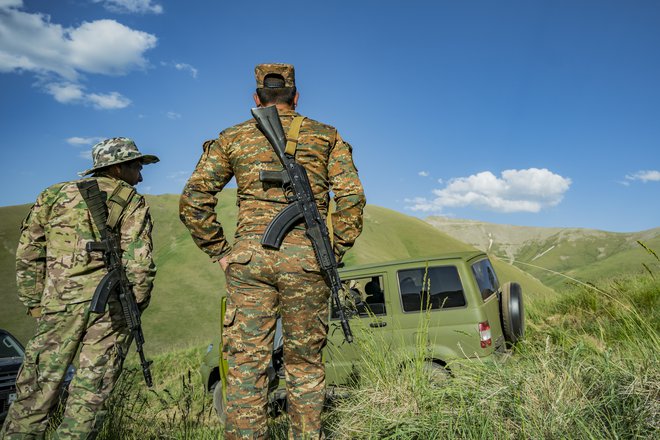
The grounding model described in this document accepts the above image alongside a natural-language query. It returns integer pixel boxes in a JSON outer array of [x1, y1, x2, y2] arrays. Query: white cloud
[[93, 0, 163, 14], [407, 168, 571, 214], [168, 170, 190, 183], [0, 1, 21, 9], [66, 136, 104, 146], [174, 62, 198, 78], [166, 111, 181, 119], [87, 91, 132, 109], [418, 171, 429, 177], [0, 1, 156, 108], [44, 82, 132, 109], [625, 170, 660, 183], [45, 82, 84, 103]]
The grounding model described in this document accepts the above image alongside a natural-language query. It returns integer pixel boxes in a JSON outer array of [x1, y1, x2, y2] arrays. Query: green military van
[[200, 251, 524, 418]]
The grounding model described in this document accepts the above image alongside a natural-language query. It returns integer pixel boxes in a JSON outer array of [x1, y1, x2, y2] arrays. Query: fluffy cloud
[[0, 1, 156, 107], [66, 136, 105, 146], [407, 168, 572, 213], [418, 171, 429, 177], [45, 82, 132, 109], [94, 0, 163, 14], [625, 170, 660, 183], [174, 62, 198, 78]]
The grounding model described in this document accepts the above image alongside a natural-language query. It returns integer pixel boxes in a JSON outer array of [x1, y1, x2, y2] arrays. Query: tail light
[[478, 321, 492, 348]]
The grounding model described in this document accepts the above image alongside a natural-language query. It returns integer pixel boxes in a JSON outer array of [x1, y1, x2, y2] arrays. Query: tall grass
[[71, 272, 658, 439], [327, 273, 659, 439]]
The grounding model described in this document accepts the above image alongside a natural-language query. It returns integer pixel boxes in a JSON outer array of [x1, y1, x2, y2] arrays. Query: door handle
[[369, 321, 387, 328]]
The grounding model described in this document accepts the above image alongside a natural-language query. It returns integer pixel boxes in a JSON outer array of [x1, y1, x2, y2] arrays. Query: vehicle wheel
[[499, 282, 525, 345], [423, 361, 450, 384], [212, 380, 226, 425]]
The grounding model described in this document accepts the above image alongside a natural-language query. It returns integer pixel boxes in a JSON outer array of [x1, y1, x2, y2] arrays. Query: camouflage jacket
[[180, 108, 366, 261], [16, 176, 156, 313]]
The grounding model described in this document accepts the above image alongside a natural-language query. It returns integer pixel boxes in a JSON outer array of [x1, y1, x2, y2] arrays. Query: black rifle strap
[[77, 180, 109, 240]]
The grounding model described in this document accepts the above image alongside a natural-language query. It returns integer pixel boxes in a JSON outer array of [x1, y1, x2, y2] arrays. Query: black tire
[[212, 380, 226, 425], [499, 282, 525, 345], [423, 361, 450, 384]]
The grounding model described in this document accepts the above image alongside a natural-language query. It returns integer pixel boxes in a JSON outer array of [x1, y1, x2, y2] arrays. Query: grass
[[327, 272, 659, 439], [62, 268, 658, 439]]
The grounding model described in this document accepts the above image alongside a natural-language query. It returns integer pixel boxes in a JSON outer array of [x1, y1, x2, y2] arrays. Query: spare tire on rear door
[[498, 282, 525, 346]]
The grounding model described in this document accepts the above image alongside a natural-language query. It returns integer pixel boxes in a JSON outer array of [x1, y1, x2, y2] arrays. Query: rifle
[[251, 105, 354, 343], [77, 180, 154, 387]]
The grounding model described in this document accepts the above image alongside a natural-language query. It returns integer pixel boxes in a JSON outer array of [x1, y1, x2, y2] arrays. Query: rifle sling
[[76, 180, 110, 239], [77, 179, 135, 236], [284, 116, 306, 156], [107, 185, 136, 230]]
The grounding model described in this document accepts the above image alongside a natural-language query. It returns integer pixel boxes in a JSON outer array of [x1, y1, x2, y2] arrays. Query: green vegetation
[[63, 266, 658, 439], [0, 192, 553, 350], [426, 215, 660, 291]]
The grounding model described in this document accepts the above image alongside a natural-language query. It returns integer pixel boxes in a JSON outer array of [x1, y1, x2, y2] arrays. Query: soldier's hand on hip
[[219, 256, 229, 271]]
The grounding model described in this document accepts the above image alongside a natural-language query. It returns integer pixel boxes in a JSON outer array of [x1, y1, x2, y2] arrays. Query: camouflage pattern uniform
[[1, 138, 158, 440], [179, 64, 365, 439]]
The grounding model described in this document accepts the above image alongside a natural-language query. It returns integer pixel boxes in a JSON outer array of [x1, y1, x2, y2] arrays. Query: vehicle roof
[[340, 250, 488, 273]]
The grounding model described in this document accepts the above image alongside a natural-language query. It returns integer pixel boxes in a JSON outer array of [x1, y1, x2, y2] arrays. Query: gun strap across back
[[77, 180, 110, 239], [284, 116, 306, 156], [106, 185, 135, 230], [77, 180, 135, 235]]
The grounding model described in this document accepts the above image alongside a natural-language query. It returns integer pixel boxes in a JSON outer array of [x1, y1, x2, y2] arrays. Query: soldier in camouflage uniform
[[180, 63, 365, 439], [1, 138, 158, 440]]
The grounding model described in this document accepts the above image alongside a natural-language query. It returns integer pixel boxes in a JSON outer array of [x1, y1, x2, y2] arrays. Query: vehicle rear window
[[1, 335, 24, 358], [331, 275, 387, 318], [471, 259, 500, 301], [398, 266, 466, 312]]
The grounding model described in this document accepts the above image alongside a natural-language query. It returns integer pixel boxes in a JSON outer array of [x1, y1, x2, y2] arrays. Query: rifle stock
[[251, 105, 354, 343]]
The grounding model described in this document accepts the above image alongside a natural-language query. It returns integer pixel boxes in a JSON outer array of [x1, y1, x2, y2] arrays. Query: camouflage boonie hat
[[255, 63, 295, 88], [79, 137, 160, 176]]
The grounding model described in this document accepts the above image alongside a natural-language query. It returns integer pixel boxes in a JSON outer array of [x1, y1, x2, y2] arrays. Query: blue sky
[[1, 0, 658, 233]]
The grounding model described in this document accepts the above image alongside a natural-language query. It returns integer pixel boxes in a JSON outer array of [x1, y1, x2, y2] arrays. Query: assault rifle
[[251, 105, 353, 343], [77, 180, 154, 387]]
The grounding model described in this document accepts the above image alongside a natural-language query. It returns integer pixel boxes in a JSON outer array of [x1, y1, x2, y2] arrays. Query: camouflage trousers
[[1, 301, 130, 440], [223, 237, 330, 440]]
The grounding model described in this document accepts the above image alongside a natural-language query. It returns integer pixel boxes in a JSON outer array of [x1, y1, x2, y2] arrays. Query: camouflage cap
[[79, 137, 160, 176], [255, 63, 296, 88]]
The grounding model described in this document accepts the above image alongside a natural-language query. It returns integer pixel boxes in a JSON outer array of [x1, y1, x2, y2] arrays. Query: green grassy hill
[[426, 216, 660, 289], [1, 192, 553, 351]]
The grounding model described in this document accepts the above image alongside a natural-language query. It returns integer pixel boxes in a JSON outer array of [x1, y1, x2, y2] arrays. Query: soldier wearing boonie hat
[[2, 137, 158, 439], [180, 63, 366, 439], [80, 137, 160, 176]]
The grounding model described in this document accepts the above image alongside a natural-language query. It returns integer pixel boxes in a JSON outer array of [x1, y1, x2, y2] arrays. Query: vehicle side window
[[1, 335, 24, 358], [331, 275, 387, 318], [398, 266, 466, 312], [471, 258, 500, 301]]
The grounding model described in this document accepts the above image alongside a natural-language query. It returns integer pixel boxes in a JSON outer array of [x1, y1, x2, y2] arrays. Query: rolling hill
[[1, 191, 554, 351], [426, 216, 660, 289]]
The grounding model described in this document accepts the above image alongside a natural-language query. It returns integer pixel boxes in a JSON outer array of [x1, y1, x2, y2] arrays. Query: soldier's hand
[[219, 256, 229, 271]]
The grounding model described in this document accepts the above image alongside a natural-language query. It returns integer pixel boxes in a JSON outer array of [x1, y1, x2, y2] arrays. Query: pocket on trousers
[[223, 302, 237, 329], [225, 241, 253, 269]]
